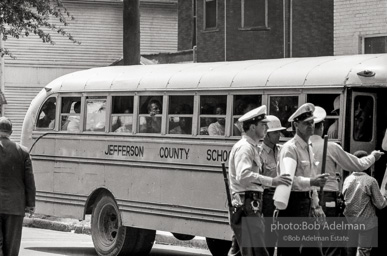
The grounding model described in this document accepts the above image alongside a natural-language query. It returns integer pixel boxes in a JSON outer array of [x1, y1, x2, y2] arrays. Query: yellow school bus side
[[21, 54, 387, 256]]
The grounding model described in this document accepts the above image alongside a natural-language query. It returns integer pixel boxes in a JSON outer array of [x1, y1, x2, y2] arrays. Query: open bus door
[[349, 91, 377, 173]]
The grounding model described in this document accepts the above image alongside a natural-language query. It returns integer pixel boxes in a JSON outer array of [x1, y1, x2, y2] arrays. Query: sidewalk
[[22, 214, 208, 250]]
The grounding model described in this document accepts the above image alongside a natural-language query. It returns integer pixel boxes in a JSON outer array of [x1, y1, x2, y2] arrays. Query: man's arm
[[370, 178, 387, 210], [235, 146, 273, 187], [24, 152, 36, 208], [331, 143, 382, 172]]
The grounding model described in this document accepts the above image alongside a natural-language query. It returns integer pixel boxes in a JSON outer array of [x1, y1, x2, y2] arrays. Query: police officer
[[228, 106, 292, 256], [260, 115, 286, 256], [276, 103, 329, 256], [310, 106, 383, 256]]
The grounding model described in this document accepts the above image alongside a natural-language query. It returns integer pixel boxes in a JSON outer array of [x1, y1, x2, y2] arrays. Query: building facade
[[178, 0, 334, 62], [1, 0, 177, 142], [334, 0, 387, 55]]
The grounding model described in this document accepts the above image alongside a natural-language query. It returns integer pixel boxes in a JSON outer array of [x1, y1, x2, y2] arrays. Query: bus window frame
[[266, 93, 300, 139], [110, 94, 135, 133], [35, 95, 58, 131], [230, 93, 263, 137], [59, 95, 83, 132], [197, 93, 228, 137], [137, 94, 164, 135], [84, 94, 109, 133], [305, 92, 342, 140], [167, 94, 195, 136]]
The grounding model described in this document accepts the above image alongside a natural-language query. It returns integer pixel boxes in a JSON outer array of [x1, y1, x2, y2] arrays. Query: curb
[[23, 217, 208, 250]]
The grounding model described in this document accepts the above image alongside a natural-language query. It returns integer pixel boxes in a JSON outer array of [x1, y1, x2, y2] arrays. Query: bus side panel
[[31, 136, 232, 240]]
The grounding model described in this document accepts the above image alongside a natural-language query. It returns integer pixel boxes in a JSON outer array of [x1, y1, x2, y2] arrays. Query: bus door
[[349, 91, 377, 155]]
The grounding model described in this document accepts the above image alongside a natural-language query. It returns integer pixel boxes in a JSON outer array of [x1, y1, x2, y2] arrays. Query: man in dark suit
[[0, 117, 36, 256]]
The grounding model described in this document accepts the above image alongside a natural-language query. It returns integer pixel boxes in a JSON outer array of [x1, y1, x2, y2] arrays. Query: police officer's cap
[[288, 103, 316, 122], [313, 106, 327, 124], [238, 105, 269, 123]]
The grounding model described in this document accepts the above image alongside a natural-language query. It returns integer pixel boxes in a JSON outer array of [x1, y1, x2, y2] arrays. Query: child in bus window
[[140, 99, 162, 133], [208, 103, 226, 136], [66, 101, 81, 132], [169, 104, 192, 134], [114, 110, 132, 133]]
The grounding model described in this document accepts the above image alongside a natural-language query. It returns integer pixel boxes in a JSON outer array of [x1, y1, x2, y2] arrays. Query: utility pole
[[123, 0, 140, 65], [0, 33, 5, 116]]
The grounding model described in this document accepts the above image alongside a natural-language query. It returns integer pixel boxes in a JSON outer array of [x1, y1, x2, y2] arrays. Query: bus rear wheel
[[91, 193, 155, 256], [205, 238, 231, 256]]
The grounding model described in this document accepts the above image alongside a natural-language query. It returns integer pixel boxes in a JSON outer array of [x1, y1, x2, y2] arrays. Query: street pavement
[[20, 227, 211, 256]]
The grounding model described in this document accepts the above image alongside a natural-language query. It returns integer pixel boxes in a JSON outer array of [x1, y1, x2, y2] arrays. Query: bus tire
[[205, 238, 231, 256], [91, 193, 155, 256], [172, 233, 195, 241]]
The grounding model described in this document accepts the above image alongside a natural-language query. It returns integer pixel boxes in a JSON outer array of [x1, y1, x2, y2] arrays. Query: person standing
[[276, 103, 329, 256], [342, 150, 387, 256], [228, 106, 292, 256], [0, 117, 36, 256], [310, 107, 383, 256], [260, 115, 286, 256]]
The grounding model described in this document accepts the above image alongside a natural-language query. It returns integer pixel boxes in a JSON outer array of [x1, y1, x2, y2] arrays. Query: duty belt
[[243, 191, 263, 200]]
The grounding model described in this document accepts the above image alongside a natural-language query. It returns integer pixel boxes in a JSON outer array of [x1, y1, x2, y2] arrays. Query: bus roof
[[47, 54, 387, 92]]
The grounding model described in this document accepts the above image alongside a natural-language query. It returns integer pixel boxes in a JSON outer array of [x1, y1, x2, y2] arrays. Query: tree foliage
[[0, 0, 80, 57]]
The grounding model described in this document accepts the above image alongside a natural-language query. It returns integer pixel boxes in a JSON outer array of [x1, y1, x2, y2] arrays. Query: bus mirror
[[357, 70, 375, 77], [44, 87, 52, 92]]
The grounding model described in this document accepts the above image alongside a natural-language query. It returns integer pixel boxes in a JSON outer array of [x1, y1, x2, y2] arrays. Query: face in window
[[148, 100, 161, 116], [215, 105, 226, 126]]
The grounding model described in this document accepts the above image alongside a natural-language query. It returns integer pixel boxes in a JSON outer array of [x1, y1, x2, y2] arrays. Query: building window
[[241, 0, 268, 29], [364, 36, 387, 54], [204, 0, 217, 29]]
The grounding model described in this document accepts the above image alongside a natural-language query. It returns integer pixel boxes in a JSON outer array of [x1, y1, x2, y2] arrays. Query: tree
[[0, 0, 80, 57]]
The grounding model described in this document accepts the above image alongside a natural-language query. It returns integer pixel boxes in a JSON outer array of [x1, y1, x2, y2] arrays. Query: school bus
[[21, 53, 387, 256]]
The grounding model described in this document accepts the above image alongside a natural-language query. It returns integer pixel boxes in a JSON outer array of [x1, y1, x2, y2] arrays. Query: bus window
[[139, 96, 163, 134], [199, 95, 227, 136], [61, 97, 81, 132], [268, 95, 298, 137], [111, 96, 134, 133], [86, 97, 107, 132], [353, 95, 374, 142], [36, 97, 56, 129], [232, 95, 262, 136], [168, 96, 193, 135], [307, 94, 340, 138]]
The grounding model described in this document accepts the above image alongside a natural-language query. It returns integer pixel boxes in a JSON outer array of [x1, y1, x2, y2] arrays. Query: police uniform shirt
[[278, 134, 318, 191], [260, 142, 282, 181], [310, 135, 376, 192], [229, 135, 273, 194]]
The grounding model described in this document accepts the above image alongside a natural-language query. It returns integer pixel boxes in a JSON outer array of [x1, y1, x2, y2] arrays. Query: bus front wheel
[[91, 193, 155, 256], [205, 238, 231, 256]]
